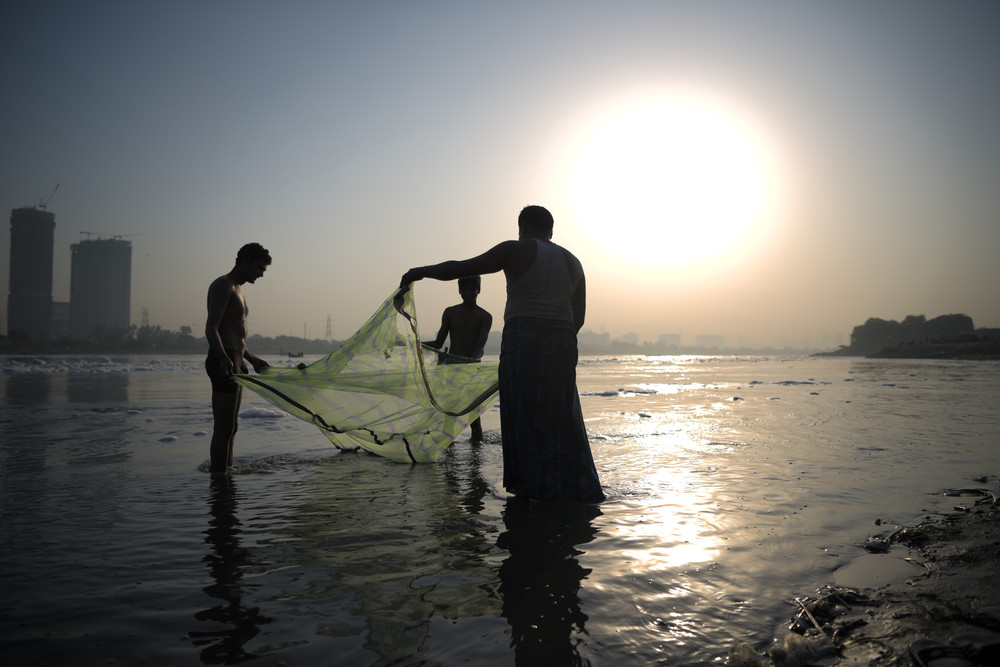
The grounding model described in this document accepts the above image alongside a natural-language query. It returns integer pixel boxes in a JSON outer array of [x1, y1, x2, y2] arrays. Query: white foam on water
[[240, 407, 286, 419], [1, 355, 199, 375]]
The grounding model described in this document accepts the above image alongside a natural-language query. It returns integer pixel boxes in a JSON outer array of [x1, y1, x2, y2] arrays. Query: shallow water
[[1, 354, 997, 665]]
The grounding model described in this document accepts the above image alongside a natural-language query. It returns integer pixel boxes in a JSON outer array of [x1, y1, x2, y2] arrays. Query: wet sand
[[731, 487, 1000, 666]]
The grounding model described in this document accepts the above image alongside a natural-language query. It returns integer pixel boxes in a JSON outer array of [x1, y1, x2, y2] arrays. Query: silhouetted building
[[578, 329, 611, 348], [658, 333, 681, 346], [7, 206, 56, 340], [70, 238, 132, 340], [695, 334, 725, 348], [614, 332, 640, 345], [51, 301, 70, 339]]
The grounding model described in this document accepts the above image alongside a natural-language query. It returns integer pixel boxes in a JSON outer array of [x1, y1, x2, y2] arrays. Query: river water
[[1, 354, 997, 665]]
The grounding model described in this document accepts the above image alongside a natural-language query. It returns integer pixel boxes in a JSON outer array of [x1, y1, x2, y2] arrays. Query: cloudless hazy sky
[[3, 1, 998, 348]]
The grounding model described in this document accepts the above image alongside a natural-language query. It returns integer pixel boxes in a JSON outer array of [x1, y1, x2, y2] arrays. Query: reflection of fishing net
[[235, 287, 499, 463]]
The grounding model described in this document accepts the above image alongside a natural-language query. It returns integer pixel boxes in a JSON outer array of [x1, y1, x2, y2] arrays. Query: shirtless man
[[205, 243, 271, 473], [423, 276, 493, 441]]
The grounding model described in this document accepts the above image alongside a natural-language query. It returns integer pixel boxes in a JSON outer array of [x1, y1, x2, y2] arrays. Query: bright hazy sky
[[3, 1, 998, 349]]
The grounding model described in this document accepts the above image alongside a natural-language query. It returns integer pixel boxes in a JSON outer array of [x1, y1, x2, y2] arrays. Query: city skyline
[[2, 205, 853, 349], [3, 2, 999, 349], [5, 205, 134, 343], [0, 199, 978, 350]]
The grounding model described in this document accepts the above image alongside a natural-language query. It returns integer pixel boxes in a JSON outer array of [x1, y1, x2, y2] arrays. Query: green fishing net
[[235, 287, 499, 463]]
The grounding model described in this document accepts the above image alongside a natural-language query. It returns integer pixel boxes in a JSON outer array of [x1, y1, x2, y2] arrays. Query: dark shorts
[[205, 349, 243, 394]]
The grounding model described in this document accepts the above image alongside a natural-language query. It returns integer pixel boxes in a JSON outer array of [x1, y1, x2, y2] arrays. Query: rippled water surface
[[1, 354, 998, 665]]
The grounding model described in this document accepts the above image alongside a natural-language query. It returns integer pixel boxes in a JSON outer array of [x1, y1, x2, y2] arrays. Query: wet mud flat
[[731, 487, 1000, 666]]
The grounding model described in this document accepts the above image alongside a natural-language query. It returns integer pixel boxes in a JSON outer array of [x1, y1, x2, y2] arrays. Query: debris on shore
[[729, 486, 1000, 666]]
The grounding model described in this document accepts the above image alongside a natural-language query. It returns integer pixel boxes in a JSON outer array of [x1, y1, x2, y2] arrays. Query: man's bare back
[[441, 302, 492, 359]]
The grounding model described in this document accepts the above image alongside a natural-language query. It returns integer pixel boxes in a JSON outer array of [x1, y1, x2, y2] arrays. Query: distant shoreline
[[818, 340, 1000, 360], [0, 339, 827, 357], [6, 339, 1000, 360]]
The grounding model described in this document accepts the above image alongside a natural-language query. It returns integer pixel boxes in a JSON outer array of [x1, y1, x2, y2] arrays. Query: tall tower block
[[8, 207, 56, 340], [70, 238, 132, 340]]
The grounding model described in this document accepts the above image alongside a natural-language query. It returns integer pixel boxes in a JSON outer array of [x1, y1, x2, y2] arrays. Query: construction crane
[[37, 183, 60, 210]]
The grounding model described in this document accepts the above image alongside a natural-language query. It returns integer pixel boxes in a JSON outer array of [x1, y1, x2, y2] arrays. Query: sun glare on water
[[568, 100, 773, 274]]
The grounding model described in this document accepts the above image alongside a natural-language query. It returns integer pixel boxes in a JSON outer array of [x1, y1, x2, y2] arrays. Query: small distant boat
[[288, 352, 304, 358]]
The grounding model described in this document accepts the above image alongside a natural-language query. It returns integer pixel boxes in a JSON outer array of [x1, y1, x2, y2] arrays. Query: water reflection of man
[[497, 499, 602, 665], [191, 476, 271, 662]]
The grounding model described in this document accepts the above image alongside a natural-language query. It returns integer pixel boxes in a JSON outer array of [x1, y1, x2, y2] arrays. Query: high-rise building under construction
[[70, 238, 132, 340], [7, 206, 56, 340]]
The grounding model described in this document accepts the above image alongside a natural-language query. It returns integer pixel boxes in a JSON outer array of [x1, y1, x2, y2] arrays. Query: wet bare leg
[[210, 387, 241, 472]]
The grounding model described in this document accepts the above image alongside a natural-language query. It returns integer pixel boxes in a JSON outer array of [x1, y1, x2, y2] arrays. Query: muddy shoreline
[[731, 486, 1000, 666]]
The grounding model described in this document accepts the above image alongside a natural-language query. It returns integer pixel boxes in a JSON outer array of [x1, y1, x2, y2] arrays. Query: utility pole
[[325, 315, 332, 340]]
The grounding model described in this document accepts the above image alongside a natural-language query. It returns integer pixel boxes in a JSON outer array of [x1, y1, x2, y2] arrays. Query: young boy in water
[[423, 276, 493, 442]]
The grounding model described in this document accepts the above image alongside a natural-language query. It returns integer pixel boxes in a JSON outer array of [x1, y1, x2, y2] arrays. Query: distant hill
[[818, 313, 1000, 359]]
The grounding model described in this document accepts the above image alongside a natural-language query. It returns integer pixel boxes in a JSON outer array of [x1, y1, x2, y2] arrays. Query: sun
[[567, 100, 772, 273]]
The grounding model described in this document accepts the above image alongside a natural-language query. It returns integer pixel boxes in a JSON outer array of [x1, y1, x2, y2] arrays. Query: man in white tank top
[[401, 206, 604, 502]]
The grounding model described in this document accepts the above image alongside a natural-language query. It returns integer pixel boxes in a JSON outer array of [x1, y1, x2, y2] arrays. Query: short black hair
[[458, 276, 481, 293], [236, 242, 272, 265], [518, 205, 554, 233]]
